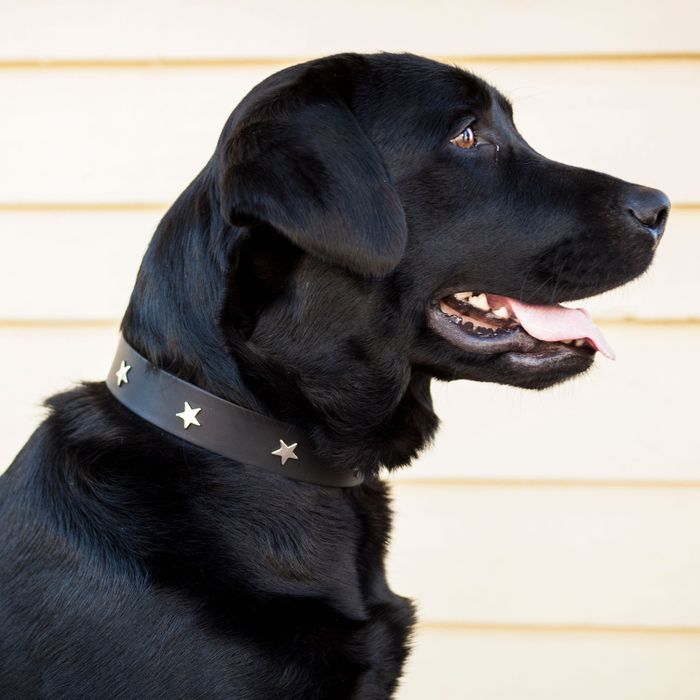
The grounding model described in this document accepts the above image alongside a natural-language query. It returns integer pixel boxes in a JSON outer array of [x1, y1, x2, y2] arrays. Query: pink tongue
[[488, 295, 616, 360]]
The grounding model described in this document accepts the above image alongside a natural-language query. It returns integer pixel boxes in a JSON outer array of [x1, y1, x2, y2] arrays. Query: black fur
[[0, 53, 668, 698]]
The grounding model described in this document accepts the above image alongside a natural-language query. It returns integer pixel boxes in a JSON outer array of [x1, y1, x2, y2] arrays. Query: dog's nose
[[627, 187, 670, 239]]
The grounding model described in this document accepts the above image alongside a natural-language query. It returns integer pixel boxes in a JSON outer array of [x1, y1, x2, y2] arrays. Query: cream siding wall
[[1, 2, 698, 697]]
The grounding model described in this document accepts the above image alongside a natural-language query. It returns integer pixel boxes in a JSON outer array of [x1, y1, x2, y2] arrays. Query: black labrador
[[0, 53, 668, 698]]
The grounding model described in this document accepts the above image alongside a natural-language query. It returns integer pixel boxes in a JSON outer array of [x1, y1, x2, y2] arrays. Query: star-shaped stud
[[115, 360, 131, 386], [176, 401, 201, 429], [271, 439, 299, 466]]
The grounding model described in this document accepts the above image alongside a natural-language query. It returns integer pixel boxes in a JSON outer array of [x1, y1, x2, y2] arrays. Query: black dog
[[0, 53, 668, 698]]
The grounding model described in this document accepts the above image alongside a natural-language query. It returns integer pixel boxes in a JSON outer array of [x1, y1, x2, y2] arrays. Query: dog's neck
[[106, 335, 364, 488], [119, 327, 437, 478]]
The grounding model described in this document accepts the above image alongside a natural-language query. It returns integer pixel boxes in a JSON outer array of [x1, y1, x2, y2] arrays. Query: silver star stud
[[176, 401, 201, 429], [115, 360, 131, 386], [271, 439, 299, 466]]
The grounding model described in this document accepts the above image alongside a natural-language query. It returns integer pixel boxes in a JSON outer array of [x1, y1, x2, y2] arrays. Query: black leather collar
[[106, 336, 364, 488]]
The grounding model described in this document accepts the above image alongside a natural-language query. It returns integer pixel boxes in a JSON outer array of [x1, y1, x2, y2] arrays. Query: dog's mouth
[[427, 291, 615, 362]]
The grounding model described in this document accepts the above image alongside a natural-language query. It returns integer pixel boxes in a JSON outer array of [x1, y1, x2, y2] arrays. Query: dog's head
[[123, 53, 668, 471]]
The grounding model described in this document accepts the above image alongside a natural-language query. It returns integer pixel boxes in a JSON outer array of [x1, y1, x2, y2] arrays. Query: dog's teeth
[[493, 306, 510, 319], [574, 339, 587, 347], [469, 294, 490, 311], [454, 292, 473, 300]]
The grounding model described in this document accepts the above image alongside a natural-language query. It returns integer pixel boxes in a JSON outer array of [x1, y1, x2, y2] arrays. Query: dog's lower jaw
[[414, 322, 596, 390]]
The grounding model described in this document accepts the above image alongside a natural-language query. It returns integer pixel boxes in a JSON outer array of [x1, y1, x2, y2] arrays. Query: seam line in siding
[[1, 319, 699, 329], [391, 477, 700, 490], [0, 203, 169, 212], [0, 319, 120, 328], [0, 53, 698, 70], [418, 621, 700, 636], [0, 203, 698, 213]]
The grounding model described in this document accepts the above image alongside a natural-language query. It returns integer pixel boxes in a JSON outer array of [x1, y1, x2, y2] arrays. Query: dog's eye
[[451, 127, 477, 149]]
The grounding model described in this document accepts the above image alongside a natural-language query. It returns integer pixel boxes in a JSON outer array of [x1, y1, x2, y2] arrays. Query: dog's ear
[[216, 73, 407, 277]]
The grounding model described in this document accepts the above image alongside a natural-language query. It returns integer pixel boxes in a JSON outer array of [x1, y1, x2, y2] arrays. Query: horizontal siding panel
[[0, 66, 271, 205], [0, 209, 696, 321], [0, 210, 158, 320], [1, 0, 698, 60], [399, 626, 700, 700], [0, 61, 697, 204], [0, 324, 698, 481], [387, 483, 700, 628]]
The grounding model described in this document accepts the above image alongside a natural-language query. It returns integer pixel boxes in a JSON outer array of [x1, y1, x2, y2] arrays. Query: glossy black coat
[[0, 53, 667, 698]]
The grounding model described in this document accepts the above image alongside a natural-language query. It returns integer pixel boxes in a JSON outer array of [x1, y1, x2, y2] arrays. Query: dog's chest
[[98, 580, 415, 699], [151, 484, 417, 698]]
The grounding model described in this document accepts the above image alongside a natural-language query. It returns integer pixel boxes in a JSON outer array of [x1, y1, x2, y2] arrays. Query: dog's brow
[[495, 92, 514, 118], [444, 107, 478, 132]]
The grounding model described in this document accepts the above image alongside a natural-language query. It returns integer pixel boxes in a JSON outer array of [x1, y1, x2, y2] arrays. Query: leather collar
[[106, 336, 364, 488]]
